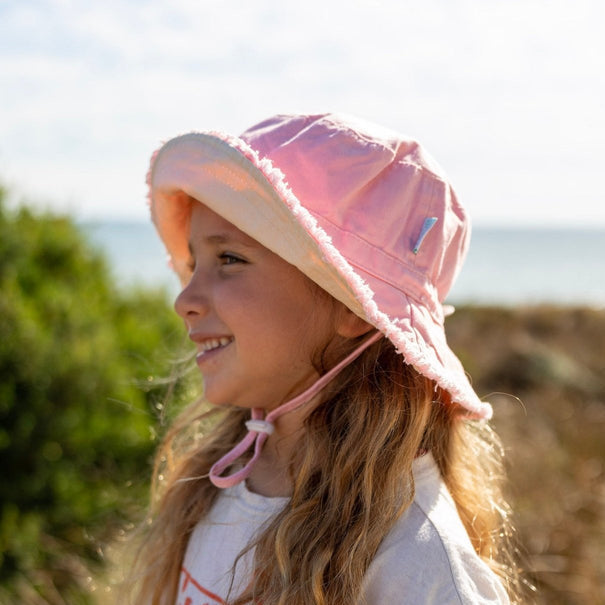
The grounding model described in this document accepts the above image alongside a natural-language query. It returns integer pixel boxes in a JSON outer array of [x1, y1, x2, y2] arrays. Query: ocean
[[81, 222, 605, 308]]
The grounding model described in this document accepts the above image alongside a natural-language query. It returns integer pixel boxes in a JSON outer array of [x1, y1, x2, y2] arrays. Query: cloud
[[1, 0, 604, 223]]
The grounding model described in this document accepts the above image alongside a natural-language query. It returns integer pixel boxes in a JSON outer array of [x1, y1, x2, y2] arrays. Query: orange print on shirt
[[177, 566, 226, 605]]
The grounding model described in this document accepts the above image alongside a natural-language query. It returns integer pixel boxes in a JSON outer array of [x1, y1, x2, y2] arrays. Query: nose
[[174, 273, 210, 322]]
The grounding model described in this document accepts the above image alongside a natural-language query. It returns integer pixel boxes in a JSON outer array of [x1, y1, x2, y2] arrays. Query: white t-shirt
[[176, 455, 510, 604]]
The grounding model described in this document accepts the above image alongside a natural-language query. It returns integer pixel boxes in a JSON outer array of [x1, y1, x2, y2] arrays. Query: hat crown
[[241, 113, 470, 314]]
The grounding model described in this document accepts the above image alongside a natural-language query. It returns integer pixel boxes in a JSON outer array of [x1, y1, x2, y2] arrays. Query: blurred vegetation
[[448, 306, 605, 605], [0, 187, 603, 604], [0, 188, 196, 604]]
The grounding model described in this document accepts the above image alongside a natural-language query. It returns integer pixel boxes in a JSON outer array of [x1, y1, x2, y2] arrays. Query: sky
[[1, 0, 604, 226]]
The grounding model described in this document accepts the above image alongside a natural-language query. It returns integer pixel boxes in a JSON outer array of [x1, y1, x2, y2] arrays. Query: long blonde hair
[[127, 335, 520, 604]]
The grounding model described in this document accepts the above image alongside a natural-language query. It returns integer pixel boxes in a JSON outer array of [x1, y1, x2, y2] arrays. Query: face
[[175, 203, 347, 412]]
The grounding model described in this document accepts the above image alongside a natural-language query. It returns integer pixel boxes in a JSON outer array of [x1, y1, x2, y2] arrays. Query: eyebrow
[[188, 233, 256, 255], [206, 234, 231, 244]]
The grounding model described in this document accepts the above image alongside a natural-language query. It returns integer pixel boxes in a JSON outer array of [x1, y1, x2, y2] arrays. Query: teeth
[[200, 337, 232, 352]]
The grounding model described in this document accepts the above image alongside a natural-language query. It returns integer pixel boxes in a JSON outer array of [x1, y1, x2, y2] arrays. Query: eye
[[219, 252, 246, 265]]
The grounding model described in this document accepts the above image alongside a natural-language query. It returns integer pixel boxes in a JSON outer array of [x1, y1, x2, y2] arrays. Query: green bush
[[0, 188, 196, 604]]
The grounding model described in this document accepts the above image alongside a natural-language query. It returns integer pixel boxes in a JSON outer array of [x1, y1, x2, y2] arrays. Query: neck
[[209, 331, 384, 490], [245, 392, 319, 497]]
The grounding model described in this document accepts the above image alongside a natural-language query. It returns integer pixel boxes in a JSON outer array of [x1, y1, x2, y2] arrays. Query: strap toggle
[[245, 419, 275, 435]]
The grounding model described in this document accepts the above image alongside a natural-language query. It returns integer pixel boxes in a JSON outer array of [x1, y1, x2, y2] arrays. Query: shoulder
[[361, 455, 510, 605]]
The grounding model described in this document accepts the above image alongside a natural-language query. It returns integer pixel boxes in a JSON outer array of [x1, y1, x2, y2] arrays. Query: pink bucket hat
[[148, 113, 492, 422]]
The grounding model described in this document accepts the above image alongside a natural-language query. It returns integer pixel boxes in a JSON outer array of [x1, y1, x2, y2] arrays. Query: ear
[[335, 307, 374, 338]]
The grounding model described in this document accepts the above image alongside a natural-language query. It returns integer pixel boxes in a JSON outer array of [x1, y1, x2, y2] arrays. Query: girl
[[134, 113, 519, 604]]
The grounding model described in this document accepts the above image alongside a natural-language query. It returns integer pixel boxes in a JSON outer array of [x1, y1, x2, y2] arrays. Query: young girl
[[135, 113, 519, 604]]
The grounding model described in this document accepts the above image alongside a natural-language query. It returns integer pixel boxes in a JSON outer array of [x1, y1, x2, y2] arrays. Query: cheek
[[271, 299, 334, 361], [253, 297, 320, 361], [215, 271, 335, 365]]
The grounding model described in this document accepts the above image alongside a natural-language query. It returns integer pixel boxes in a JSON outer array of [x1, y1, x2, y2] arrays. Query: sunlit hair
[[125, 328, 521, 605]]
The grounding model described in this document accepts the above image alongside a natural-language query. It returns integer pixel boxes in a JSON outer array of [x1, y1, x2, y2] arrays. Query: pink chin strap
[[209, 331, 383, 488]]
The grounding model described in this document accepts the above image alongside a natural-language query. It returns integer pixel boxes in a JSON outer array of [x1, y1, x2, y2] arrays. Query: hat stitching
[[321, 114, 395, 150], [307, 211, 444, 322], [309, 210, 437, 286], [346, 258, 444, 325]]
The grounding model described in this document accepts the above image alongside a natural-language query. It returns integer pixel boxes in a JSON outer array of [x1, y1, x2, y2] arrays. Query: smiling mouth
[[198, 337, 233, 355]]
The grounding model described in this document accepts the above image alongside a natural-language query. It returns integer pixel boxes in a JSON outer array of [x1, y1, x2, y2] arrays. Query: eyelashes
[[185, 251, 248, 273], [219, 252, 247, 266]]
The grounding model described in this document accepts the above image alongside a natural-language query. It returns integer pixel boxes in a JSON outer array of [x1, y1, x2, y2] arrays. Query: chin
[[203, 389, 251, 410]]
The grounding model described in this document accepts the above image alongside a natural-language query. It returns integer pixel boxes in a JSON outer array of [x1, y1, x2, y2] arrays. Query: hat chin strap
[[209, 331, 383, 488]]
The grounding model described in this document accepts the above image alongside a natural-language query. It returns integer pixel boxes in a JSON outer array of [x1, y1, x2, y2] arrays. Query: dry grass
[[448, 305, 605, 605]]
